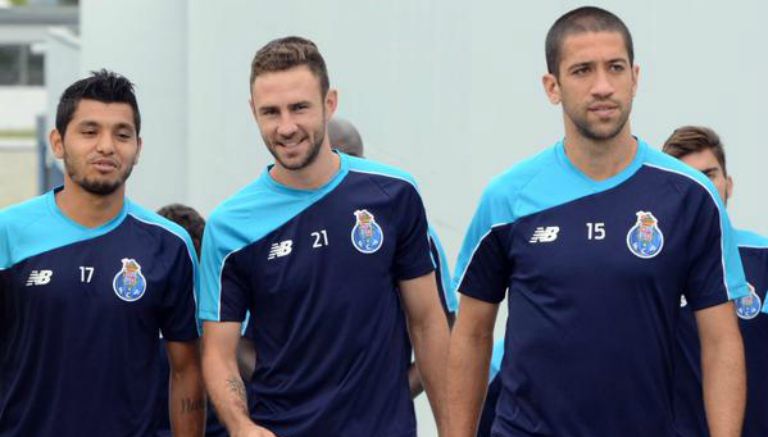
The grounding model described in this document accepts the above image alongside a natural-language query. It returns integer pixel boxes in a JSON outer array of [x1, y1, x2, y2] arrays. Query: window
[[0, 44, 45, 86]]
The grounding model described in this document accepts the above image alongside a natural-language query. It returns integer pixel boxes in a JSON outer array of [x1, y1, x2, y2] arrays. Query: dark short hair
[[157, 203, 206, 258], [545, 6, 634, 76], [55, 69, 141, 138], [250, 36, 330, 97], [662, 126, 728, 175]]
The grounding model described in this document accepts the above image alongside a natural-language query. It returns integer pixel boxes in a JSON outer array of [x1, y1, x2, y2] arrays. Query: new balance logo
[[26, 270, 53, 286], [529, 226, 560, 243], [268, 240, 293, 260]]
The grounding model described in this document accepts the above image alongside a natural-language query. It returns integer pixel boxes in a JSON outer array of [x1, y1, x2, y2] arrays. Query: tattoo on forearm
[[226, 375, 249, 414], [181, 397, 205, 414]]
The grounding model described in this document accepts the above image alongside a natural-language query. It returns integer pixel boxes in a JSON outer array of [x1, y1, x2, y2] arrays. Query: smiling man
[[199, 37, 449, 437], [0, 70, 204, 436], [447, 7, 748, 437]]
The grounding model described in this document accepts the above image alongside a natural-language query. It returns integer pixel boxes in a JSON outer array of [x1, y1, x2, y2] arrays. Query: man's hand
[[400, 272, 451, 433], [695, 301, 746, 437], [231, 424, 277, 437], [446, 295, 498, 437]]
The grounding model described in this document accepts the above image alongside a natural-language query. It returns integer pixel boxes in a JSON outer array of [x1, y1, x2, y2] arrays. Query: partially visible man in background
[[664, 126, 768, 437]]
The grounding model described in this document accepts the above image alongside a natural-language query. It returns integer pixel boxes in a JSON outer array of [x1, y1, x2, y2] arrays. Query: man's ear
[[725, 174, 733, 204], [50, 129, 65, 159], [542, 73, 561, 105], [324, 88, 338, 121]]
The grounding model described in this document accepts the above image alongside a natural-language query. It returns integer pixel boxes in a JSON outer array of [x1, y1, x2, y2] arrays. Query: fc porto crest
[[113, 258, 147, 302], [626, 211, 664, 259], [351, 209, 384, 254], [735, 283, 762, 320]]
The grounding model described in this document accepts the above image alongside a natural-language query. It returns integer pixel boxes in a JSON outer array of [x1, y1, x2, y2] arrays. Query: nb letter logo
[[268, 240, 293, 260], [26, 270, 53, 286], [529, 226, 560, 244]]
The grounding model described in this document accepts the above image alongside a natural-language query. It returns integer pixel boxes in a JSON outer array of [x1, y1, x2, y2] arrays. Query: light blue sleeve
[[427, 226, 457, 313]]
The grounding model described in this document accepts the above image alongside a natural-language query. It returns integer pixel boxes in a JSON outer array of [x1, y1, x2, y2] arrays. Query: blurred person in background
[[664, 126, 768, 437]]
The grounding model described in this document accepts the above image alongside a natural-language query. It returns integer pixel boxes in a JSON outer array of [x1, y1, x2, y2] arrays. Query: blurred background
[[2, 1, 766, 435]]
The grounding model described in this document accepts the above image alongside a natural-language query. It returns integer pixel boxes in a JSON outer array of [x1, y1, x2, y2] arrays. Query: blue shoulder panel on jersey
[[642, 149, 748, 300], [489, 338, 505, 381], [453, 140, 647, 291], [428, 226, 457, 313], [0, 190, 128, 270], [199, 153, 354, 322], [734, 228, 768, 248]]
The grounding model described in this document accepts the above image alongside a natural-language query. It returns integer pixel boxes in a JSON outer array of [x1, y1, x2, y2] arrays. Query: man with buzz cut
[[664, 126, 768, 437], [447, 7, 748, 437], [0, 70, 204, 436], [200, 37, 449, 437]]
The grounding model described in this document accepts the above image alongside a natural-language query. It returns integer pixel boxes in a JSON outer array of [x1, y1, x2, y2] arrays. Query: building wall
[[0, 87, 45, 130], [0, 143, 37, 208], [80, 0, 188, 207]]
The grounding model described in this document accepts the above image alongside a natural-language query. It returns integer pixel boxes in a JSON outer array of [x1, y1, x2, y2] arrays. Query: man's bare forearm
[[167, 341, 206, 437], [410, 311, 456, 399], [446, 328, 493, 437], [170, 385, 206, 437], [410, 312, 450, 433], [701, 331, 746, 437], [203, 352, 256, 434]]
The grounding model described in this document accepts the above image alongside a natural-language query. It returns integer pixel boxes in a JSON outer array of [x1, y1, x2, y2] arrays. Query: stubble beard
[[571, 101, 632, 142], [268, 124, 326, 172], [63, 150, 132, 196]]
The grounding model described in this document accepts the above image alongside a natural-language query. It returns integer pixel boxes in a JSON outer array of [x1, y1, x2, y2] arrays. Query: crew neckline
[[555, 138, 647, 190], [260, 151, 350, 196], [46, 187, 129, 233]]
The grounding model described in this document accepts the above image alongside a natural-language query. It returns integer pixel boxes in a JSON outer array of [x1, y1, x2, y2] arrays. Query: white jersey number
[[312, 230, 329, 248], [79, 266, 95, 283], [586, 222, 606, 240]]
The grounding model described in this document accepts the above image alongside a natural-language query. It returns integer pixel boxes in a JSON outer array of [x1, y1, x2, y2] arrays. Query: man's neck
[[563, 130, 638, 181], [270, 145, 341, 190], [55, 181, 125, 228]]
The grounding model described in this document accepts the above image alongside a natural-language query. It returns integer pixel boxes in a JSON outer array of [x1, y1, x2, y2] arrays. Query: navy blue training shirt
[[674, 229, 768, 437], [199, 152, 434, 437], [0, 189, 199, 437], [453, 139, 748, 437]]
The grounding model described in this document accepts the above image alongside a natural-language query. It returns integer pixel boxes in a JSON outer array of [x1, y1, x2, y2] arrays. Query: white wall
[[44, 26, 80, 134], [0, 87, 45, 130], [79, 1, 768, 435], [81, 0, 188, 207]]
